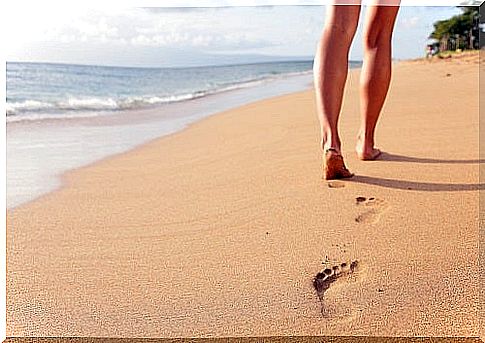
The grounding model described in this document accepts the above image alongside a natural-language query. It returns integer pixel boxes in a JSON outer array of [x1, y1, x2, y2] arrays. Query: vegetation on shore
[[429, 7, 480, 52]]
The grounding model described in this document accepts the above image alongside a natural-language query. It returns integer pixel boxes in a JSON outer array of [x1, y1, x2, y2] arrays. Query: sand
[[7, 52, 481, 338]]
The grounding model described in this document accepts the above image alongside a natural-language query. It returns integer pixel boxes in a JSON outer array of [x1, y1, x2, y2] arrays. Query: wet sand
[[7, 52, 481, 337]]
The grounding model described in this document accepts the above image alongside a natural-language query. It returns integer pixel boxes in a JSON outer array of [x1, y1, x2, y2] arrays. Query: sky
[[4, 5, 464, 67]]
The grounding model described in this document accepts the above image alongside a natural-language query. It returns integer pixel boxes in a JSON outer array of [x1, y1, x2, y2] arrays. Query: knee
[[363, 28, 393, 51], [324, 21, 358, 44]]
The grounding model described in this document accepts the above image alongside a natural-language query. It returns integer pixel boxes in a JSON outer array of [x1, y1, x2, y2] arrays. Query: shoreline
[[6, 69, 316, 125], [7, 52, 481, 337], [7, 87, 312, 213], [7, 71, 314, 209]]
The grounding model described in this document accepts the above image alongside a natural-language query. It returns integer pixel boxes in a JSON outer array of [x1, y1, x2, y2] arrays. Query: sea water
[[7, 61, 317, 122]]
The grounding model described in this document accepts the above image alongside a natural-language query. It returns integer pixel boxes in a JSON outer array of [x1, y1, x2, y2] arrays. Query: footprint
[[354, 197, 388, 224], [328, 181, 345, 189], [313, 260, 359, 298], [313, 260, 361, 317]]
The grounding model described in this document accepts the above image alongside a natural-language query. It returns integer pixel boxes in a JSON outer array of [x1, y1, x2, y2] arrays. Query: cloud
[[400, 16, 420, 29], [129, 31, 272, 50]]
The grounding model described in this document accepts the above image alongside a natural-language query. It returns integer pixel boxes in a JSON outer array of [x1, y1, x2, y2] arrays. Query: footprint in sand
[[313, 260, 362, 318], [313, 260, 359, 299], [327, 181, 345, 189], [354, 196, 388, 224]]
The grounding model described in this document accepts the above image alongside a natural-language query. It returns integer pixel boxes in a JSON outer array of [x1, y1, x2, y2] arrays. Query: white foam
[[6, 100, 54, 115], [63, 97, 119, 110], [6, 70, 315, 124]]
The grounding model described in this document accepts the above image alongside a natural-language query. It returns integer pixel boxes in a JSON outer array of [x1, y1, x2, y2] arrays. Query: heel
[[323, 152, 354, 180]]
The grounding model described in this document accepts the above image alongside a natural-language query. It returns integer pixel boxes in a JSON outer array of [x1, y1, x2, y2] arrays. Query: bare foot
[[356, 136, 381, 161], [323, 149, 354, 180]]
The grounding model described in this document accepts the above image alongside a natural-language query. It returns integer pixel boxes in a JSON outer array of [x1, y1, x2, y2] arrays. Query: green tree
[[429, 7, 479, 50]]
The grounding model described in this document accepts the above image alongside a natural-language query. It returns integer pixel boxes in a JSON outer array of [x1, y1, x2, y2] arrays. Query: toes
[[356, 146, 382, 161], [314, 260, 359, 295], [371, 149, 382, 160], [338, 169, 354, 179], [359, 148, 382, 161]]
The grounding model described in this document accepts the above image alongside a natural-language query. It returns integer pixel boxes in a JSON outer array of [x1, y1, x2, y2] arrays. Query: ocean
[[6, 60, 362, 208], [7, 61, 317, 123]]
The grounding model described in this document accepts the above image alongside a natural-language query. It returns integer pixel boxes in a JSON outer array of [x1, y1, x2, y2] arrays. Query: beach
[[6, 52, 481, 338]]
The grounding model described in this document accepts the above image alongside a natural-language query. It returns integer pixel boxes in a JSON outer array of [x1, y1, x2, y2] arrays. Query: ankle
[[322, 131, 341, 151], [357, 131, 374, 148], [323, 143, 341, 155]]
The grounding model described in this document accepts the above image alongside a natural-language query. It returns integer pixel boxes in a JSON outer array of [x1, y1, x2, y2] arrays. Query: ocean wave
[[6, 70, 313, 123], [6, 100, 54, 116], [6, 94, 205, 119]]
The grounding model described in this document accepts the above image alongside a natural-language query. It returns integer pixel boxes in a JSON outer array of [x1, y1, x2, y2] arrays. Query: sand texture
[[7, 53, 481, 337]]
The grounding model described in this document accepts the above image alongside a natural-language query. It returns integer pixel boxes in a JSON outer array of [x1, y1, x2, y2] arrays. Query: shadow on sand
[[377, 152, 485, 164], [349, 175, 485, 192]]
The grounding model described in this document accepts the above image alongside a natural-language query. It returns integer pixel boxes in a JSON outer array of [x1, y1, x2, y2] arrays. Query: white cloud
[[8, 7, 274, 52], [129, 30, 270, 50], [400, 16, 420, 29]]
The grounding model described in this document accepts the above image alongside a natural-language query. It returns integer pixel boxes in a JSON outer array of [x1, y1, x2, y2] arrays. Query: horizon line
[[6, 58, 332, 70]]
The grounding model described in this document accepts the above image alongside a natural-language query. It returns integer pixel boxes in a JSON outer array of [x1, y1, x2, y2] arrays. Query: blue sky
[[5, 5, 462, 67]]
